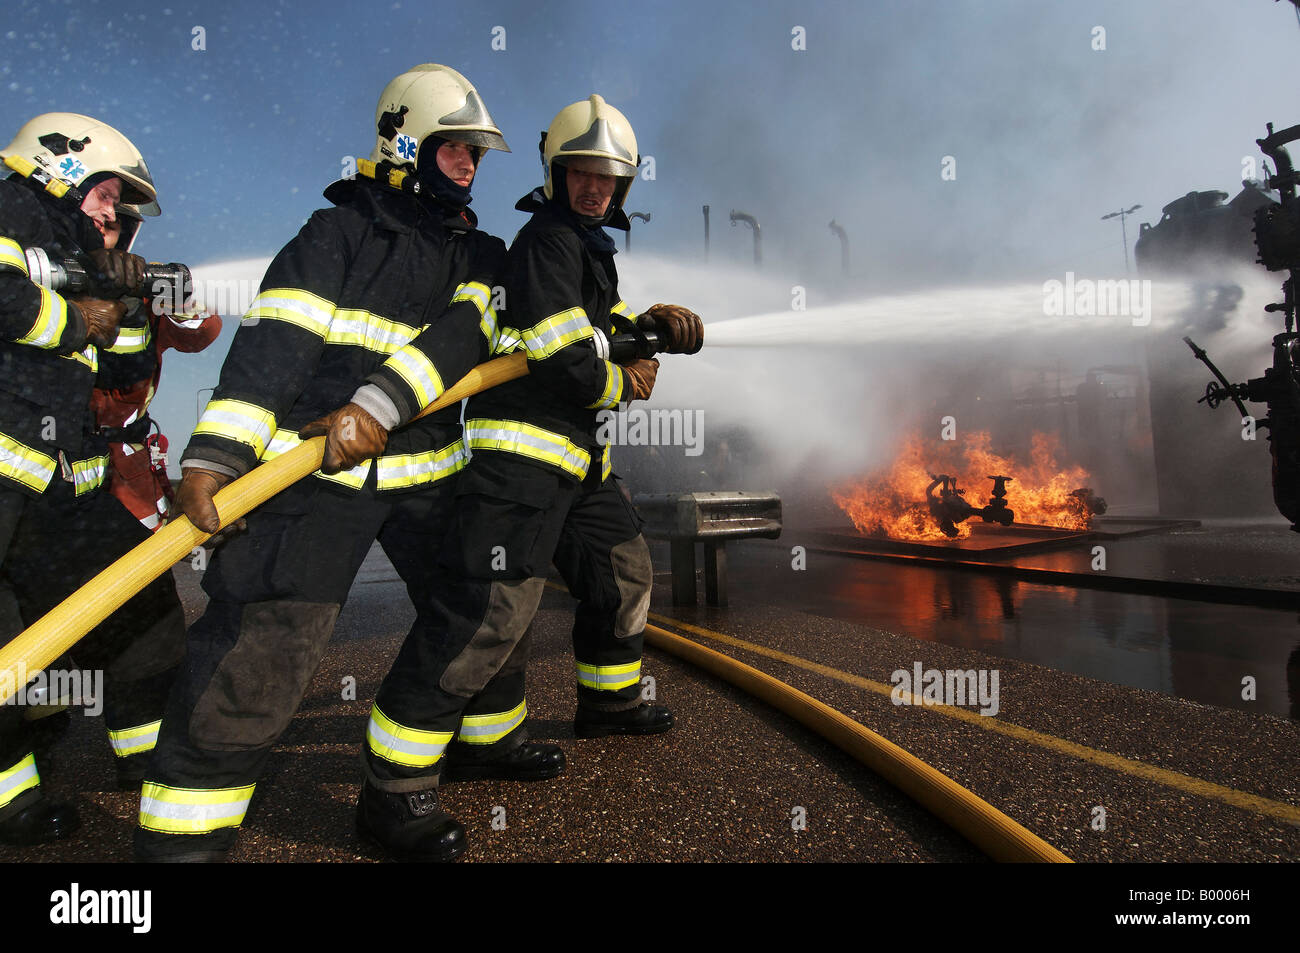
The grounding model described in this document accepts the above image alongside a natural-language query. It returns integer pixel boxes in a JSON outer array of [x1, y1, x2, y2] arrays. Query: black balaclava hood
[[415, 136, 474, 212], [10, 171, 104, 252]]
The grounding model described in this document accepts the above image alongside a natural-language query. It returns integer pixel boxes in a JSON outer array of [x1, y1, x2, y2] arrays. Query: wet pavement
[[1, 524, 1297, 865], [779, 520, 1300, 719]]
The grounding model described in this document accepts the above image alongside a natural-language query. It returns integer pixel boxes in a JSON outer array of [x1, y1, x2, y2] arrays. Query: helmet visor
[[440, 128, 510, 153], [555, 154, 636, 178]]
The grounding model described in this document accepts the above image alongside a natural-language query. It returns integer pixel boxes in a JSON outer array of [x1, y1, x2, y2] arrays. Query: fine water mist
[[148, 252, 1288, 522], [621, 255, 1287, 520]]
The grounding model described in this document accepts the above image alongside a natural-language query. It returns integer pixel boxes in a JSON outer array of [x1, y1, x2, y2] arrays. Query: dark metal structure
[[729, 209, 761, 265], [635, 490, 782, 606], [1184, 121, 1300, 530]]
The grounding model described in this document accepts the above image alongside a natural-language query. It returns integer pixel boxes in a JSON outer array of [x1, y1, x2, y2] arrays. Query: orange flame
[[831, 431, 1096, 541]]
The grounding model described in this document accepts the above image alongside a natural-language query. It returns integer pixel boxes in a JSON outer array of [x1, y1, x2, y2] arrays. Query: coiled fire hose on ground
[[641, 621, 1072, 863], [0, 353, 530, 705]]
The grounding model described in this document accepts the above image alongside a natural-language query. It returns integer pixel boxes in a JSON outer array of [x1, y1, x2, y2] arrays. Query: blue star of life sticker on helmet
[[58, 156, 87, 181], [395, 133, 417, 162]]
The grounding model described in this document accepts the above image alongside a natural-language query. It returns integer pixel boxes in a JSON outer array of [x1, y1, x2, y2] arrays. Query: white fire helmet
[[370, 64, 509, 169], [1, 112, 160, 216], [541, 94, 639, 209]]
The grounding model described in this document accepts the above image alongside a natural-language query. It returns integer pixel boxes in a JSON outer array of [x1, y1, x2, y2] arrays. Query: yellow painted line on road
[[646, 609, 1300, 827]]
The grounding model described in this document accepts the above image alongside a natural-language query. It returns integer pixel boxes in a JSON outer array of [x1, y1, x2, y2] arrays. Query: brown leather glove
[[87, 248, 148, 297], [171, 467, 234, 535], [72, 298, 126, 349], [298, 402, 389, 474], [639, 303, 703, 354], [625, 358, 660, 401]]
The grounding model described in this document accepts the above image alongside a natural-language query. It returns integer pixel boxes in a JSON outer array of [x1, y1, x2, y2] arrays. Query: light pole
[[196, 387, 214, 419], [1101, 204, 1142, 275]]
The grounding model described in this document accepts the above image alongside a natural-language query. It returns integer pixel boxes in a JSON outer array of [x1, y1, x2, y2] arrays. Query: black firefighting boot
[[355, 781, 466, 862], [133, 827, 233, 863], [114, 752, 150, 791], [0, 792, 80, 846], [441, 742, 566, 784], [574, 702, 674, 738]]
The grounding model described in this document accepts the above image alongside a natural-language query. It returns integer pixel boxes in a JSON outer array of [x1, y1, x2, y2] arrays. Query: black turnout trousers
[[368, 452, 653, 784], [0, 478, 185, 820]]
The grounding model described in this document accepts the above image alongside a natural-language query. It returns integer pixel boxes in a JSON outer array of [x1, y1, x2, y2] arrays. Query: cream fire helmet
[[541, 94, 639, 205], [1, 112, 160, 215], [371, 64, 509, 168]]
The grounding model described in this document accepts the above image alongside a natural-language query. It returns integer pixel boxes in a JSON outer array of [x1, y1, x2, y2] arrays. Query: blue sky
[[4, 0, 1300, 449], [6, 0, 1298, 278]]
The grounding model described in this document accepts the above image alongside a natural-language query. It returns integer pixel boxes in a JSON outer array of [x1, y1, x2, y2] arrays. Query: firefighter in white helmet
[[0, 113, 188, 844], [135, 64, 527, 863], [361, 95, 702, 851]]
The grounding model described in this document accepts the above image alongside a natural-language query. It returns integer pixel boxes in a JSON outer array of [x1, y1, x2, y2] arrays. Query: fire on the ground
[[832, 432, 1102, 540]]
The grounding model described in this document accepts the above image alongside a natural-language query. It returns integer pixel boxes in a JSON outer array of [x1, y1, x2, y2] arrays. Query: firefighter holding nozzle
[[0, 114, 187, 845], [359, 94, 702, 861]]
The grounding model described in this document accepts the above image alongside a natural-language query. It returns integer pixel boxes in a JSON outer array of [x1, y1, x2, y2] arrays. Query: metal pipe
[[730, 209, 762, 265], [702, 205, 710, 261], [828, 219, 849, 274], [626, 211, 651, 253]]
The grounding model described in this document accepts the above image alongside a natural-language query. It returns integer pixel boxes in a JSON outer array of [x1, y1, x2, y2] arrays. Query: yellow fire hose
[[642, 621, 1072, 863], [0, 353, 529, 706]]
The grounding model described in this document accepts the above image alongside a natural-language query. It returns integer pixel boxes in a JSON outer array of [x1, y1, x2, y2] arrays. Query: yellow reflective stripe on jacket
[[62, 343, 98, 372], [366, 703, 452, 768], [244, 287, 334, 337], [456, 700, 527, 745], [464, 276, 504, 354], [375, 440, 468, 490], [193, 399, 277, 457], [600, 443, 612, 482], [106, 322, 152, 354], [138, 782, 255, 834], [586, 361, 624, 410], [465, 418, 591, 480], [576, 660, 641, 691], [107, 719, 161, 757], [263, 427, 369, 488], [0, 236, 28, 275], [0, 431, 56, 492], [0, 752, 39, 810], [520, 307, 595, 359], [480, 308, 501, 353], [610, 299, 636, 320], [326, 308, 419, 354], [71, 454, 108, 496], [17, 287, 70, 349], [493, 326, 524, 355], [452, 281, 492, 316], [384, 344, 445, 408]]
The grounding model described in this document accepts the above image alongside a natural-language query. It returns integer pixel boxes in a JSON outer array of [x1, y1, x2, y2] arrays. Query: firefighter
[[92, 204, 223, 532], [134, 64, 521, 863], [359, 94, 701, 859], [0, 113, 188, 844]]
